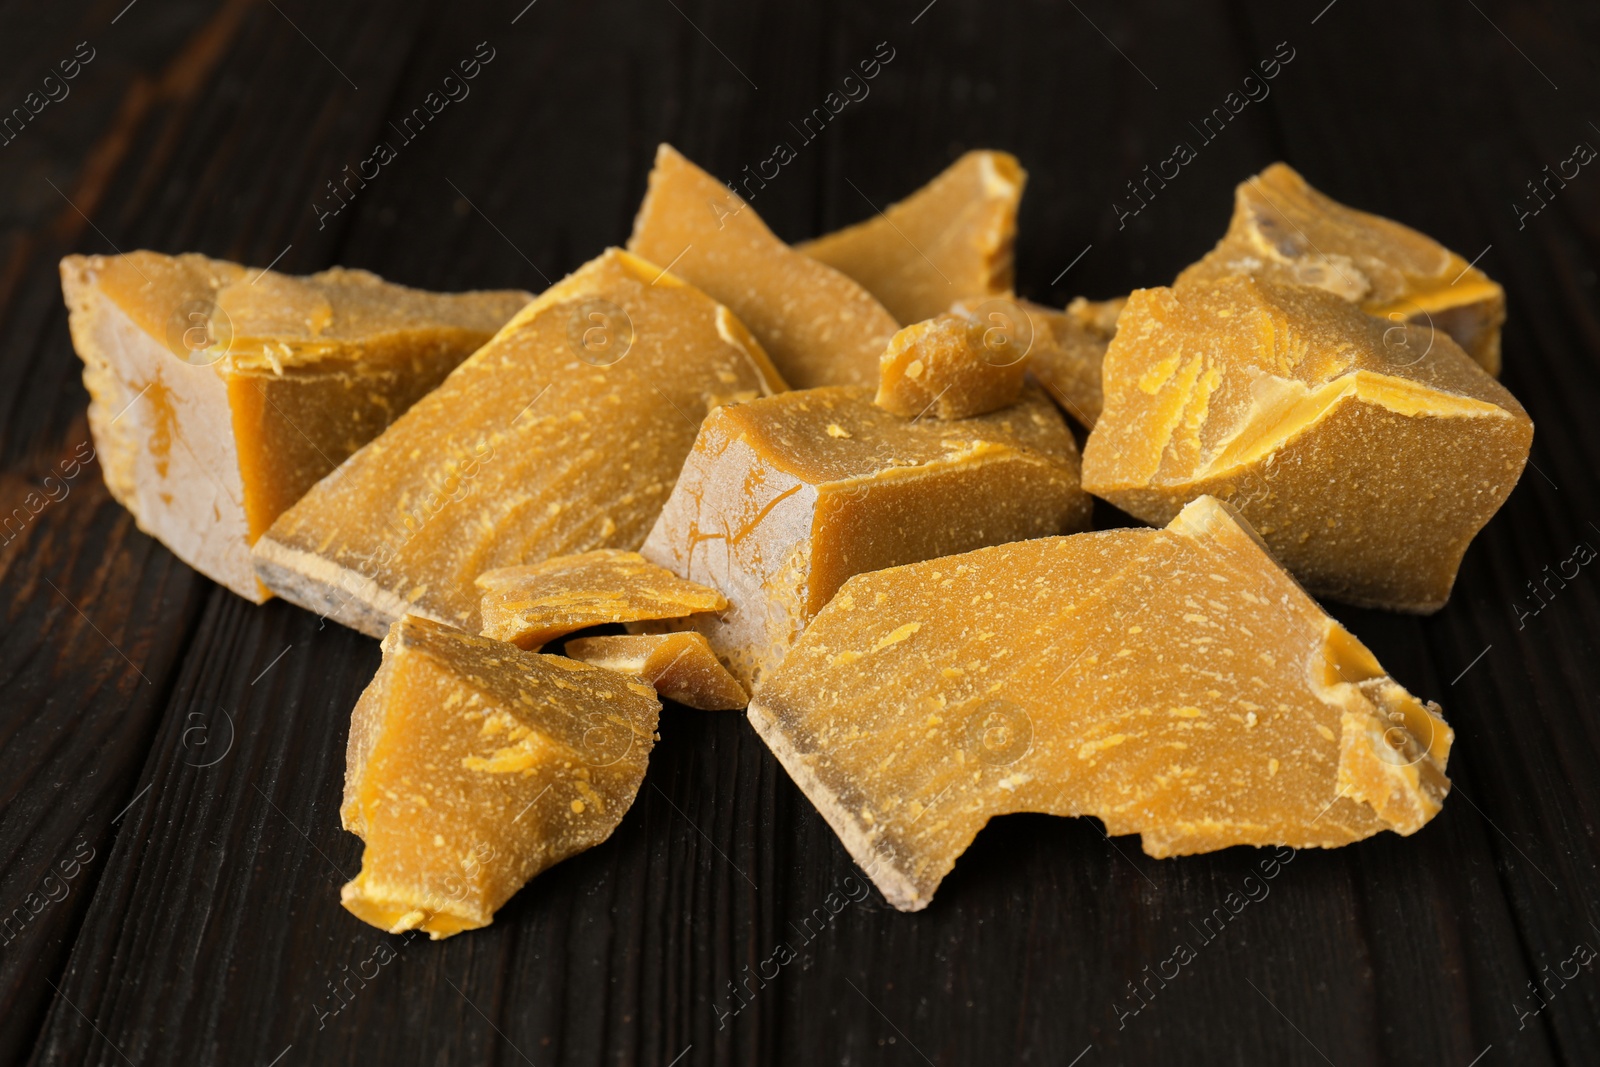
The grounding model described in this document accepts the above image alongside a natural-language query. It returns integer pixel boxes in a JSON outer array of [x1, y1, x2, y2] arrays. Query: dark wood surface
[[2, 0, 1597, 1063]]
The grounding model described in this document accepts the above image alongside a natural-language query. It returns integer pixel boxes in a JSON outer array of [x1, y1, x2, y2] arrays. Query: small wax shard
[[340, 615, 658, 938], [627, 144, 898, 390], [1080, 277, 1533, 612], [639, 384, 1092, 688], [477, 549, 728, 650], [59, 251, 531, 601], [798, 150, 1026, 325], [1016, 296, 1125, 429], [748, 496, 1453, 912], [1177, 163, 1506, 374], [874, 312, 1027, 419], [253, 248, 785, 637], [565, 633, 750, 711]]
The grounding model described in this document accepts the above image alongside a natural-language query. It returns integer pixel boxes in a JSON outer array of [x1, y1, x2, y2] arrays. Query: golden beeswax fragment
[[627, 144, 898, 390], [1015, 296, 1126, 429], [1177, 163, 1506, 374], [875, 312, 1027, 419], [477, 549, 728, 650], [798, 150, 1026, 325], [566, 632, 749, 711], [340, 615, 658, 938], [59, 251, 531, 601], [253, 248, 785, 637], [1081, 277, 1532, 612], [639, 384, 1091, 688], [749, 496, 1453, 912]]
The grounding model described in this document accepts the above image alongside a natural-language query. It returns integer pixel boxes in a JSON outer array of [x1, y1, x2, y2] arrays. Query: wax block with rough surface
[[639, 384, 1092, 688], [253, 248, 785, 637], [799, 150, 1025, 325], [627, 144, 897, 390], [1080, 277, 1532, 612], [1177, 163, 1505, 374], [477, 549, 728, 650], [749, 496, 1453, 912], [874, 312, 1027, 419], [60, 251, 530, 601], [566, 633, 749, 711], [340, 615, 659, 938], [1016, 296, 1125, 429]]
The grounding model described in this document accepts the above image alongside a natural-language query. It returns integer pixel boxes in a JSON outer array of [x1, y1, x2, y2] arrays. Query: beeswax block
[[1177, 163, 1505, 374], [640, 384, 1091, 687], [1017, 296, 1125, 429], [253, 248, 784, 636], [340, 615, 659, 938], [627, 144, 897, 390], [60, 251, 530, 601], [478, 549, 728, 650], [875, 309, 1028, 420], [749, 496, 1453, 911], [1080, 277, 1532, 612], [566, 633, 749, 711], [799, 150, 1025, 324]]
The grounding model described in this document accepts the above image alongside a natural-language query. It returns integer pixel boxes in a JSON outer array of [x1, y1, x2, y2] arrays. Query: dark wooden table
[[3, 0, 1597, 1063]]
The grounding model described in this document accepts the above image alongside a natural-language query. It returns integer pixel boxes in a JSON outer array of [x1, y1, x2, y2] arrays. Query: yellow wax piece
[[750, 496, 1452, 911], [478, 549, 727, 650], [60, 251, 530, 600], [1177, 163, 1505, 374], [627, 144, 898, 390], [1015, 296, 1125, 429], [799, 150, 1025, 325], [566, 632, 749, 711], [252, 248, 784, 636], [1081, 276, 1531, 612], [341, 615, 659, 938], [874, 311, 1027, 420], [640, 384, 1091, 687]]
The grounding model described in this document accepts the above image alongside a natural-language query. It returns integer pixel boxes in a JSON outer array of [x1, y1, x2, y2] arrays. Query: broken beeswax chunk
[[875, 311, 1027, 419], [253, 248, 785, 637], [749, 495, 1453, 912], [798, 150, 1025, 325], [60, 251, 531, 601], [1080, 277, 1532, 612], [340, 615, 659, 938], [1017, 296, 1125, 429], [627, 144, 898, 390], [1176, 163, 1506, 374], [565, 632, 749, 711], [477, 549, 728, 650], [639, 384, 1091, 688]]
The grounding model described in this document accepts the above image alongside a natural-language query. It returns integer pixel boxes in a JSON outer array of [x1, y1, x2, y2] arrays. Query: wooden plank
[[0, 0, 258, 467], [0, 3, 258, 1059], [2, 0, 429, 1062], [8, 0, 1600, 1064], [0, 465, 207, 1065], [1234, 1, 1600, 1060]]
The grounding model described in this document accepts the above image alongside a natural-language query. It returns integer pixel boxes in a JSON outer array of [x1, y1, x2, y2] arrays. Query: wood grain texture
[[2, 0, 1598, 1064]]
